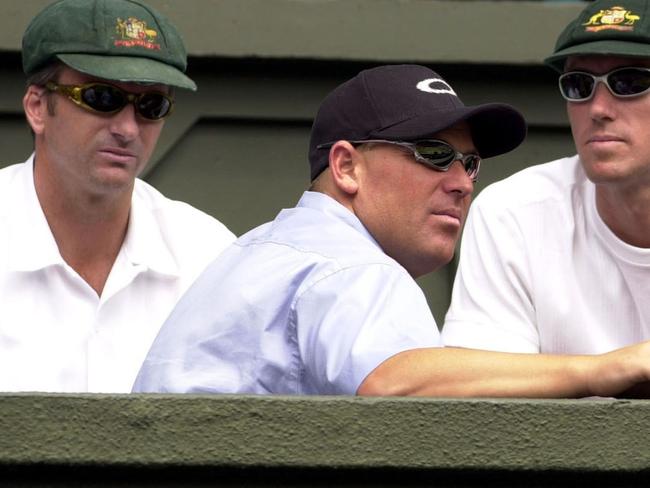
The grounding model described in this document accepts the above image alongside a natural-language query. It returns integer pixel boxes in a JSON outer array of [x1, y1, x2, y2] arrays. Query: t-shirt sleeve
[[293, 263, 441, 395], [442, 189, 541, 353]]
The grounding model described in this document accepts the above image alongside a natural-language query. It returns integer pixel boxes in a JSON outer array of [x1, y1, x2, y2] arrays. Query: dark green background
[[0, 0, 581, 325]]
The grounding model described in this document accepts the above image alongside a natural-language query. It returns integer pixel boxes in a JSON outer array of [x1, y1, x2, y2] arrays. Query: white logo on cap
[[416, 78, 457, 96]]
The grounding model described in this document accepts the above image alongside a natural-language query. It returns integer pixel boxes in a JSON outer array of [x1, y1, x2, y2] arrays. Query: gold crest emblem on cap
[[115, 17, 161, 50], [583, 6, 641, 32]]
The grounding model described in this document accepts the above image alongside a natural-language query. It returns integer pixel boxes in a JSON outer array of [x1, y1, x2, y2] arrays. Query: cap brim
[[370, 103, 527, 159], [544, 40, 650, 72], [57, 53, 197, 91]]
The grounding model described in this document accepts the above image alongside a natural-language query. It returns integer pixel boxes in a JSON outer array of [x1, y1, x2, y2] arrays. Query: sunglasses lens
[[609, 68, 650, 96], [137, 93, 172, 120], [464, 155, 481, 181], [81, 84, 126, 112], [560, 68, 650, 101], [414, 141, 456, 167], [415, 141, 480, 181], [559, 73, 595, 100], [79, 84, 172, 120]]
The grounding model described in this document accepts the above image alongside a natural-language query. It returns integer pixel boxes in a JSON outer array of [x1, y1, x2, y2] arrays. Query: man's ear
[[328, 141, 360, 195], [23, 86, 48, 135]]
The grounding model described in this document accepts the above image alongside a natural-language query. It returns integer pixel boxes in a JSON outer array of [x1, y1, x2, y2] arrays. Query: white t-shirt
[[443, 155, 650, 354], [0, 156, 235, 392], [134, 191, 441, 395]]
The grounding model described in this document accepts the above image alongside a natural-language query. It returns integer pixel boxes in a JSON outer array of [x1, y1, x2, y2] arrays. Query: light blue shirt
[[133, 192, 440, 395]]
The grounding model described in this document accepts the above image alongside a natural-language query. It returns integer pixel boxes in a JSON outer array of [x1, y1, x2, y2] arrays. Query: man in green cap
[[444, 0, 650, 360], [0, 0, 234, 392]]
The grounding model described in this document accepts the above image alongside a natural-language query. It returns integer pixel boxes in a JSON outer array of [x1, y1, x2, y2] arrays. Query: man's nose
[[109, 103, 140, 142], [442, 160, 474, 197]]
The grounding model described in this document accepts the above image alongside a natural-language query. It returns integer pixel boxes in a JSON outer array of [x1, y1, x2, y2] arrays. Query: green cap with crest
[[545, 0, 650, 72], [22, 0, 196, 90]]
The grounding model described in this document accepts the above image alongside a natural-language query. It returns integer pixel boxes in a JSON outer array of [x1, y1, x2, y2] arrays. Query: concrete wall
[[1, 394, 649, 486]]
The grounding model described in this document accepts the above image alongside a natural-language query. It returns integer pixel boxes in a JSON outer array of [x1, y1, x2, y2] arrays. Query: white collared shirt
[[134, 191, 441, 395], [0, 156, 235, 392]]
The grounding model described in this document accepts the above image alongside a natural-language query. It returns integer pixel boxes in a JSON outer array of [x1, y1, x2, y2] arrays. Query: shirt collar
[[7, 156, 179, 277], [113, 182, 180, 278], [295, 191, 382, 250]]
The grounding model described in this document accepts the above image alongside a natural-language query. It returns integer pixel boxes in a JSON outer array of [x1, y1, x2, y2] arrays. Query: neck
[[311, 179, 356, 215], [33, 159, 133, 296], [596, 183, 650, 248]]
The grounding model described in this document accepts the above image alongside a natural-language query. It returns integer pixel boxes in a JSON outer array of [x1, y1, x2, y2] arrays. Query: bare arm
[[357, 342, 650, 398]]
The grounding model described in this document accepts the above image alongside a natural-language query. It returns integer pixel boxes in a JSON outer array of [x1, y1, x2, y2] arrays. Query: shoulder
[[472, 155, 586, 218], [132, 179, 236, 265], [133, 179, 234, 237], [258, 196, 396, 271], [0, 160, 33, 216], [233, 196, 410, 299], [0, 162, 25, 175], [297, 260, 422, 308], [0, 161, 29, 186]]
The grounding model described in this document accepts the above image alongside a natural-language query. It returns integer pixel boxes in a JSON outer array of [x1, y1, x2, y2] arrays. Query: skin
[[314, 122, 650, 398], [351, 126, 474, 278], [317, 124, 474, 278], [565, 55, 650, 247], [357, 340, 650, 398], [22, 66, 169, 294]]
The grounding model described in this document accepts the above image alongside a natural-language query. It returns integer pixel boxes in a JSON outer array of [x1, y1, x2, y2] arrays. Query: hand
[[615, 381, 650, 399], [588, 340, 650, 398]]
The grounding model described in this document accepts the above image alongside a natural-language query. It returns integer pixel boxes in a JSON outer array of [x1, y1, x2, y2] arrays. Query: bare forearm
[[357, 343, 650, 398]]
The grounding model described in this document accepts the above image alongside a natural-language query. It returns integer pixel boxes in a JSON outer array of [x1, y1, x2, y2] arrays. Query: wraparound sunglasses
[[559, 67, 650, 102], [45, 81, 174, 120], [318, 139, 481, 182]]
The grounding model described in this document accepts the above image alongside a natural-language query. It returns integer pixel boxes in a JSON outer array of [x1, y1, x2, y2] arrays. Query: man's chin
[[89, 169, 137, 195], [581, 160, 633, 185]]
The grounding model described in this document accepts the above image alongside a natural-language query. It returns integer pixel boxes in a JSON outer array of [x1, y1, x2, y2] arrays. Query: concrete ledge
[[1, 394, 649, 472]]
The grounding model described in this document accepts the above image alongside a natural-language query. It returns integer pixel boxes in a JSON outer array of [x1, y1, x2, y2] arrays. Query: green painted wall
[[1, 394, 649, 486], [0, 1, 585, 63]]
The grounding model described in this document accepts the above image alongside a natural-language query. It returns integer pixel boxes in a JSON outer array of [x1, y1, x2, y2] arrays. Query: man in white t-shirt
[[0, 0, 235, 392], [444, 0, 650, 359], [135, 65, 650, 398]]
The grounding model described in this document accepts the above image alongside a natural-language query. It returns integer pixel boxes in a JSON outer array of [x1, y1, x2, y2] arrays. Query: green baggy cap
[[545, 0, 650, 72], [22, 0, 196, 90]]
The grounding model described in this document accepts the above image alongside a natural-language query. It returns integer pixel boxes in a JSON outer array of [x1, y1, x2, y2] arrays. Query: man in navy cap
[[135, 64, 650, 397], [444, 0, 650, 363], [0, 0, 234, 393]]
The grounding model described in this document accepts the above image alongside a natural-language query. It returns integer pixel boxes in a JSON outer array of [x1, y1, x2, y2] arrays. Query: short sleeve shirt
[[134, 191, 441, 394]]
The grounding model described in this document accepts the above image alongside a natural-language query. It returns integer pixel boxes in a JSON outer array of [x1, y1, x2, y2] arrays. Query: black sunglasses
[[45, 81, 174, 120], [318, 139, 481, 182], [558, 67, 650, 102]]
